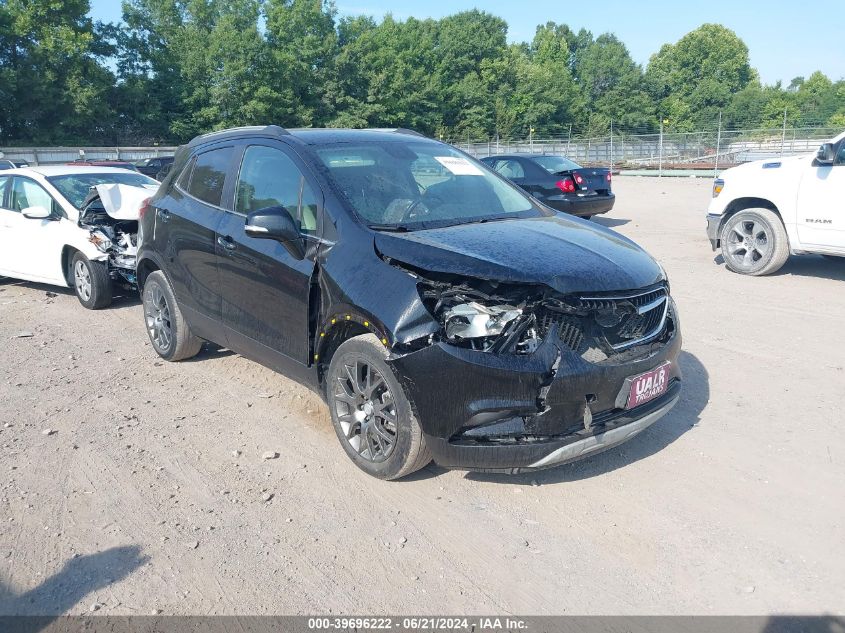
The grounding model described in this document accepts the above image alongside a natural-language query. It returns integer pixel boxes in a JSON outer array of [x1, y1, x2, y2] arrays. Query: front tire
[[142, 271, 202, 361], [326, 334, 431, 480], [72, 252, 112, 309], [719, 208, 789, 276]]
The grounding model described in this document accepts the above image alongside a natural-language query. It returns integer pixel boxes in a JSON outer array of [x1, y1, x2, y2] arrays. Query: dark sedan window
[[530, 156, 582, 173], [188, 147, 234, 206], [491, 159, 525, 179]]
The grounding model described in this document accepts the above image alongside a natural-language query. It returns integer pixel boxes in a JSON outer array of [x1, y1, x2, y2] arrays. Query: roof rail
[[188, 125, 290, 147]]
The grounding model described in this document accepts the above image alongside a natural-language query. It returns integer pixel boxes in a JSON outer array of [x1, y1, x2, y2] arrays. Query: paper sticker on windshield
[[434, 156, 484, 176]]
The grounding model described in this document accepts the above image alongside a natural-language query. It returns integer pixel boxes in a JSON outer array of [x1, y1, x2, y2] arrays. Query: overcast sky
[[90, 0, 845, 85]]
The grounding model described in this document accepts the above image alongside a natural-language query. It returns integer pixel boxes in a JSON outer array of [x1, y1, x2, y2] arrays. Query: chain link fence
[[2, 119, 841, 174], [453, 124, 841, 174]]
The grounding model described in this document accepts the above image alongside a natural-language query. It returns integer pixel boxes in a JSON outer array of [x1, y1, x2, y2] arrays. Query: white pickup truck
[[706, 131, 845, 275]]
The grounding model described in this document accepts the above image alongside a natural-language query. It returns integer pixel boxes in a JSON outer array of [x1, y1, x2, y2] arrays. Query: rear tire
[[719, 208, 789, 276], [142, 270, 202, 361], [326, 334, 431, 480], [71, 252, 112, 309]]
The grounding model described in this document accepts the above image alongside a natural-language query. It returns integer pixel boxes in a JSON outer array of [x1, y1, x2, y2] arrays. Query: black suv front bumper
[[388, 310, 682, 473]]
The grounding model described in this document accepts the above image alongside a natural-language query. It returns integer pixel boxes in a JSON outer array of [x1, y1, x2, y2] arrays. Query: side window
[[236, 145, 319, 235], [187, 147, 234, 206], [0, 176, 9, 209], [493, 159, 524, 179], [176, 157, 195, 190], [835, 142, 845, 166], [10, 178, 56, 214]]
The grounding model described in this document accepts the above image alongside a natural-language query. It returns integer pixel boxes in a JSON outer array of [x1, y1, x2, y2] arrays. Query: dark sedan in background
[[482, 154, 615, 218], [134, 156, 174, 178]]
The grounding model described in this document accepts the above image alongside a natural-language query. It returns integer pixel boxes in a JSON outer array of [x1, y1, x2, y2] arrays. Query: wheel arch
[[715, 197, 784, 248], [136, 257, 161, 290], [61, 245, 81, 286], [315, 307, 395, 393]]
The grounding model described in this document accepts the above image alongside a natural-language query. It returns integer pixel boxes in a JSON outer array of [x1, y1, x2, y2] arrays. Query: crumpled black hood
[[374, 214, 665, 294]]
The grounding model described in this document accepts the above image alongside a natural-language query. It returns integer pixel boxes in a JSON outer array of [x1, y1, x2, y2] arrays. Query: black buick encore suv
[[136, 126, 682, 480]]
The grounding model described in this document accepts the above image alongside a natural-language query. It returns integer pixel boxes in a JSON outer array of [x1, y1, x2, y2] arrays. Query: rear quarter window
[[187, 147, 234, 206]]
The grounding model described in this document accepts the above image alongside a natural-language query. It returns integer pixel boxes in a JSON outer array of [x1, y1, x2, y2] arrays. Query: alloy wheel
[[726, 218, 770, 270], [74, 260, 92, 302], [144, 284, 173, 352], [333, 360, 397, 462]]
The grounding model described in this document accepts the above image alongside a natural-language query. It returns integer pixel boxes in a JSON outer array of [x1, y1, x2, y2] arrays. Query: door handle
[[217, 235, 237, 251], [158, 209, 171, 222]]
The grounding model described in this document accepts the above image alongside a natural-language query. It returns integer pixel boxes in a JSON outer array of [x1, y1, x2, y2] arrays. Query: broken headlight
[[443, 302, 522, 340], [438, 301, 541, 354], [88, 230, 112, 253]]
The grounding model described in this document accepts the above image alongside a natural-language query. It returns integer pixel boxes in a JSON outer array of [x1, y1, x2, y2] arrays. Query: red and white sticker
[[626, 362, 671, 409]]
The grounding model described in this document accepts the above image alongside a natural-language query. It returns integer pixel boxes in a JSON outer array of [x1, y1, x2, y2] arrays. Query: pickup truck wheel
[[720, 208, 789, 276], [327, 334, 431, 480], [71, 252, 112, 309], [142, 270, 202, 361]]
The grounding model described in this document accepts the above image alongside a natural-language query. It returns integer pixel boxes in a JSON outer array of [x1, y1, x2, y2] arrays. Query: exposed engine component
[[78, 184, 151, 286], [415, 273, 672, 360]]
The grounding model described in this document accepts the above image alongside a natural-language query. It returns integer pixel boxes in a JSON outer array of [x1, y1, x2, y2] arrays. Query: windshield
[[47, 172, 158, 209], [316, 141, 540, 230], [530, 155, 582, 173]]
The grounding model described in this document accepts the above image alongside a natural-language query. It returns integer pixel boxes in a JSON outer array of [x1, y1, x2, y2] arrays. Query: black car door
[[513, 158, 558, 199], [215, 141, 321, 370], [159, 144, 237, 333]]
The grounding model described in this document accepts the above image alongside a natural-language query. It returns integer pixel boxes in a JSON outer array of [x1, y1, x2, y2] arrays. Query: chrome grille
[[579, 286, 669, 350], [535, 310, 584, 351]]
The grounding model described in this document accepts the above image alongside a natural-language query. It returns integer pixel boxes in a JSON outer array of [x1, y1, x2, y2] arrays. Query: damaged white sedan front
[[79, 183, 155, 288], [0, 165, 159, 309]]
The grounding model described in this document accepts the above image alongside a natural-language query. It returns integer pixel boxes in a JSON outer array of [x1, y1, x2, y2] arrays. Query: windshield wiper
[[368, 224, 411, 232]]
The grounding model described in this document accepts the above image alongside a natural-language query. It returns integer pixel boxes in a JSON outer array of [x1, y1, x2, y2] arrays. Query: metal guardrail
[[0, 146, 179, 165]]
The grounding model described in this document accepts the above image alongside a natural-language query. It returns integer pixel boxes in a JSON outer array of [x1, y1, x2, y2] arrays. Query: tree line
[[1, 0, 843, 146]]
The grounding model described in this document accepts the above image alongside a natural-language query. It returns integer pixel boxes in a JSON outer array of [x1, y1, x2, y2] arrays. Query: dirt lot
[[1, 176, 844, 616]]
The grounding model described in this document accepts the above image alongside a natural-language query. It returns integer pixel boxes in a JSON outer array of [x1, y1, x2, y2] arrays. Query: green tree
[[646, 24, 753, 130], [576, 34, 653, 134], [265, 0, 338, 127], [0, 0, 115, 143]]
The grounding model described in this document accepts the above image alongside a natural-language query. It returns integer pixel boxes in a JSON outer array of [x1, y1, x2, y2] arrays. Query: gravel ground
[[0, 176, 843, 616]]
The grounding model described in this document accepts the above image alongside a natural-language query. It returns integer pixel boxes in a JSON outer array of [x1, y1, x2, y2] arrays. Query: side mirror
[[22, 205, 52, 220], [816, 143, 835, 165], [245, 205, 305, 259]]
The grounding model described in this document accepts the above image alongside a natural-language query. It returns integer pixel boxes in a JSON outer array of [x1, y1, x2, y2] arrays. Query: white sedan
[[0, 166, 159, 308]]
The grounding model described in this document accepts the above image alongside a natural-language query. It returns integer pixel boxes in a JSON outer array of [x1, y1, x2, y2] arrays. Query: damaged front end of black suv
[[314, 210, 682, 474]]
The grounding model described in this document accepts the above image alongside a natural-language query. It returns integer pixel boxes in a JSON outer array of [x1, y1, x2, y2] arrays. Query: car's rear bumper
[[544, 193, 615, 217], [706, 213, 722, 250], [388, 306, 682, 473]]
